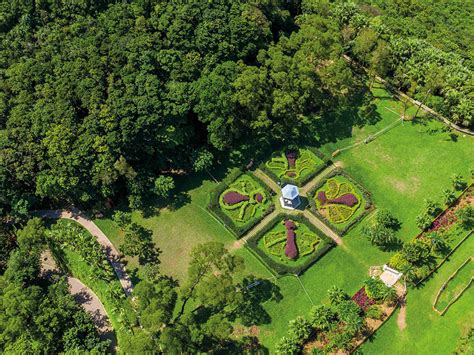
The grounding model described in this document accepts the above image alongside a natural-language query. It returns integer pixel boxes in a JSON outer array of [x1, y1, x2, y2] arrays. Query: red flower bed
[[352, 287, 375, 311], [286, 151, 297, 168], [254, 193, 263, 203], [329, 193, 358, 207], [430, 210, 457, 232], [284, 220, 298, 259], [223, 191, 249, 205]]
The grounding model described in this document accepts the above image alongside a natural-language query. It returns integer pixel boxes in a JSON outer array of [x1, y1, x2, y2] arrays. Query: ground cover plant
[[247, 213, 334, 275], [309, 170, 372, 235], [262, 146, 327, 186], [208, 170, 273, 237], [434, 258, 473, 314]]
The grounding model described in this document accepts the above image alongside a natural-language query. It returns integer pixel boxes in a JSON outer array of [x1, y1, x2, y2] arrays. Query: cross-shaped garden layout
[[207, 146, 373, 275]]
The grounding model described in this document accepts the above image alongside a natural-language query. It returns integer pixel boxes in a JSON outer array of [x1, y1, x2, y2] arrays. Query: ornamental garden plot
[[262, 147, 327, 186], [309, 170, 373, 235], [208, 170, 273, 237], [247, 214, 334, 275]]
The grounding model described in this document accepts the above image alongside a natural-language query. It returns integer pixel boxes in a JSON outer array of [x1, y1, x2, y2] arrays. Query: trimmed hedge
[[207, 169, 275, 239], [308, 168, 374, 235], [246, 213, 335, 275], [259, 146, 330, 187]]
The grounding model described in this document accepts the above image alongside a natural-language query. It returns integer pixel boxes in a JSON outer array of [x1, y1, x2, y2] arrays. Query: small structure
[[379, 265, 403, 288], [280, 184, 301, 210]]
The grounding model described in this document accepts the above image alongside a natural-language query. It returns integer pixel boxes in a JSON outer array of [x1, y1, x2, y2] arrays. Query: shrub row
[[259, 146, 330, 187], [308, 168, 374, 235], [246, 213, 335, 275], [207, 169, 275, 239]]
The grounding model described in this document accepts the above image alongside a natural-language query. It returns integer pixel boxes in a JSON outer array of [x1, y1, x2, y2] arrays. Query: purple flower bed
[[254, 193, 263, 203], [284, 220, 298, 259], [287, 171, 296, 177], [286, 151, 297, 168], [317, 191, 328, 204], [352, 287, 375, 311], [223, 191, 249, 205], [329, 193, 358, 207], [431, 210, 457, 231]]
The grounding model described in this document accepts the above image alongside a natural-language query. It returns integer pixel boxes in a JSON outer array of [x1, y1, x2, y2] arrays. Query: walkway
[[231, 208, 280, 249], [253, 168, 280, 193], [300, 164, 337, 195], [40, 250, 116, 350], [34, 208, 134, 296], [302, 210, 343, 246]]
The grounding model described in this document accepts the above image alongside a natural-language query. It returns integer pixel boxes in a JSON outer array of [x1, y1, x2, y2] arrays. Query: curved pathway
[[34, 208, 134, 296], [40, 250, 116, 350]]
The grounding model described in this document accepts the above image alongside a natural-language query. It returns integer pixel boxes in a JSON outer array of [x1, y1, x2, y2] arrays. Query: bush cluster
[[207, 169, 274, 238], [246, 213, 335, 275], [308, 168, 374, 235], [259, 146, 329, 187]]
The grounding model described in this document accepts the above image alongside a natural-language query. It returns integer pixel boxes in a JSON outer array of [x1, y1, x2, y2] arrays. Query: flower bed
[[352, 287, 376, 311], [260, 146, 328, 187], [246, 214, 335, 275], [208, 169, 274, 238], [309, 170, 373, 235]]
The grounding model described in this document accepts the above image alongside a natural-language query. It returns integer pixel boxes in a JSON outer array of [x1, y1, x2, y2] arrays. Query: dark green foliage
[[120, 222, 159, 264], [246, 213, 335, 275], [364, 278, 397, 304], [456, 206, 474, 230], [153, 176, 175, 199], [375, 209, 400, 230]]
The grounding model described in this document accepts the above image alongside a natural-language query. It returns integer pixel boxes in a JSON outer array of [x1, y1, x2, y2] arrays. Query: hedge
[[307, 168, 374, 235], [246, 213, 335, 275], [259, 146, 330, 187], [207, 169, 275, 239]]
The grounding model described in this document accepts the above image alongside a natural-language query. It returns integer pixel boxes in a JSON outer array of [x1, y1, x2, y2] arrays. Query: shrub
[[288, 316, 312, 343], [310, 305, 336, 331], [443, 189, 457, 206], [352, 286, 375, 311], [416, 213, 432, 231], [451, 173, 466, 191], [365, 305, 384, 320], [362, 224, 398, 249], [456, 206, 474, 229], [376, 209, 400, 229], [276, 336, 300, 354], [328, 286, 348, 305], [113, 211, 132, 229], [153, 175, 175, 198]]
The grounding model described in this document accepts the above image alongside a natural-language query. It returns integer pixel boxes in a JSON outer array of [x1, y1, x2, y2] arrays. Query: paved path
[[302, 210, 343, 246], [34, 208, 134, 296], [300, 164, 337, 195], [253, 169, 280, 193], [40, 250, 116, 350], [231, 209, 280, 250]]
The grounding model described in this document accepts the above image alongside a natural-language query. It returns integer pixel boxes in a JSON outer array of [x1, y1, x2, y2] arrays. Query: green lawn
[[361, 235, 474, 355], [435, 258, 473, 312]]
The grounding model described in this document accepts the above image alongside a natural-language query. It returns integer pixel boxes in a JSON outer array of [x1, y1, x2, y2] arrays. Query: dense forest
[[0, 0, 472, 352]]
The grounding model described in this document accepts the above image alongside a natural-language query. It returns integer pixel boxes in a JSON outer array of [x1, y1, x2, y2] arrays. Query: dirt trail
[[397, 297, 407, 330], [302, 210, 344, 246], [253, 169, 280, 193], [34, 208, 133, 296], [300, 165, 337, 195]]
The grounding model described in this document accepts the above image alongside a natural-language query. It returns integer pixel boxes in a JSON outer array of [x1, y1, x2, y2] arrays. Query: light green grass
[[435, 259, 473, 312], [361, 235, 474, 355]]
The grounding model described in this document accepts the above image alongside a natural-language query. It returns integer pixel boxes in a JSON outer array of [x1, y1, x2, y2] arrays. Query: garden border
[[246, 212, 335, 275], [307, 168, 374, 235], [432, 257, 473, 315], [207, 169, 275, 238], [258, 146, 330, 187]]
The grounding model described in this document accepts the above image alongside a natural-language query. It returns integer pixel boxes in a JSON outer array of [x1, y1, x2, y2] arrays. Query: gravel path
[[302, 210, 344, 246], [34, 208, 134, 296]]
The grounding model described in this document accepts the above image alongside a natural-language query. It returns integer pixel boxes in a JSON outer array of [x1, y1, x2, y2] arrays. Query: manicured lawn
[[361, 235, 474, 355], [94, 173, 271, 282], [434, 258, 473, 312]]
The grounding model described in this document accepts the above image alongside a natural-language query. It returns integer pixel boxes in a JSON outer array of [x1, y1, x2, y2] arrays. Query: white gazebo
[[280, 184, 301, 210]]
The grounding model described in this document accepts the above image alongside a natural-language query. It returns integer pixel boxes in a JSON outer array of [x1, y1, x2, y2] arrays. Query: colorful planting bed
[[247, 214, 334, 275], [262, 147, 326, 186], [208, 171, 273, 237], [310, 170, 372, 235]]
